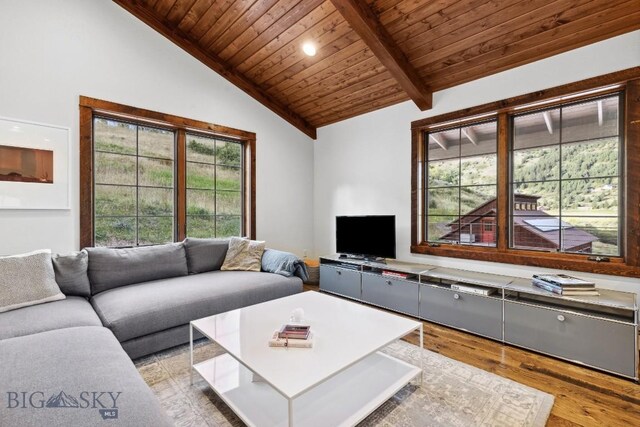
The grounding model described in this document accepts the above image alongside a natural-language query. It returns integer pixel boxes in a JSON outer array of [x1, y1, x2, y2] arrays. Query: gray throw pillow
[[52, 250, 91, 297], [183, 238, 229, 274], [221, 237, 265, 272], [0, 249, 65, 313], [85, 243, 189, 295]]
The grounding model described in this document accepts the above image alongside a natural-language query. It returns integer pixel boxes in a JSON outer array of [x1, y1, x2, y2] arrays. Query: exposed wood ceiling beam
[[542, 111, 553, 134], [329, 0, 432, 111], [429, 134, 447, 150], [461, 127, 477, 145], [597, 100, 604, 126], [113, 0, 317, 139]]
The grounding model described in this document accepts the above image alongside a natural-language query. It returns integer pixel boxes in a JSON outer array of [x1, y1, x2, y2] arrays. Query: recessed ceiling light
[[302, 42, 317, 57]]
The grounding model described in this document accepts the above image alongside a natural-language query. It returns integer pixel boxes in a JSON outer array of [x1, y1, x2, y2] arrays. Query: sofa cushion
[[221, 237, 265, 272], [52, 250, 91, 297], [86, 243, 189, 294], [91, 270, 302, 342], [183, 237, 228, 274], [0, 326, 172, 427], [0, 249, 65, 313], [0, 296, 102, 340]]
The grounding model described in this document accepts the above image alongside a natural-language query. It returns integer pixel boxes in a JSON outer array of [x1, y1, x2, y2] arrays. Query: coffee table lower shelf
[[193, 350, 421, 427]]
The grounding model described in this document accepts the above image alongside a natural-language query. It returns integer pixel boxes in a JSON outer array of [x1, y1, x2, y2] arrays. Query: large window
[[426, 121, 497, 246], [411, 69, 640, 277], [80, 97, 255, 248], [511, 95, 621, 256]]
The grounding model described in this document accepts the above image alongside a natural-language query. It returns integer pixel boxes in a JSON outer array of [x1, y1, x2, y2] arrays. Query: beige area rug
[[135, 340, 554, 427]]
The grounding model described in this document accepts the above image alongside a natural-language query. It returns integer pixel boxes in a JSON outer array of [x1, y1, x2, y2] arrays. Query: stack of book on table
[[269, 324, 313, 348], [532, 273, 599, 296]]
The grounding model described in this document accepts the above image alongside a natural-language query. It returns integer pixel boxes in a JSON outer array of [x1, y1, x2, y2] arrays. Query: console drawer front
[[361, 274, 419, 316], [319, 265, 361, 299], [419, 285, 502, 340], [504, 301, 636, 378]]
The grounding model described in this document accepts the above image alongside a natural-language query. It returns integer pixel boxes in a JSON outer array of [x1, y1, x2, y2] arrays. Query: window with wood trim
[[411, 68, 640, 277], [510, 94, 622, 256], [426, 120, 498, 246], [80, 97, 256, 248]]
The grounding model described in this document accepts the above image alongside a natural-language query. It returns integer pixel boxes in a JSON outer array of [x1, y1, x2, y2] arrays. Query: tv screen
[[336, 215, 396, 259]]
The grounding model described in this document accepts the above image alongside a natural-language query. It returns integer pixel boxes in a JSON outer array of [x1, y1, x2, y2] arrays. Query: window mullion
[[176, 129, 186, 241], [135, 125, 140, 247], [558, 107, 563, 253], [497, 112, 509, 251]]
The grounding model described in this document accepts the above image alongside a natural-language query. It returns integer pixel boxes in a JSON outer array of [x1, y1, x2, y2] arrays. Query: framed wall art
[[0, 117, 70, 209]]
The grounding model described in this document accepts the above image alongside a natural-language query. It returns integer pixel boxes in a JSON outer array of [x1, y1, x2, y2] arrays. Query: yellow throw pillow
[[220, 237, 265, 272]]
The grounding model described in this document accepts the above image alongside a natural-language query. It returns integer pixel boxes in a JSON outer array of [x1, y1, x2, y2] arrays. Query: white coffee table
[[190, 291, 423, 427]]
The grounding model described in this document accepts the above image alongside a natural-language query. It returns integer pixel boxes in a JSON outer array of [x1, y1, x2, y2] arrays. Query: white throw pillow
[[0, 249, 65, 313], [220, 237, 266, 272]]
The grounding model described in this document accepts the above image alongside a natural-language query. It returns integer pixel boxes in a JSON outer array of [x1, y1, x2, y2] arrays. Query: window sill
[[410, 244, 640, 278]]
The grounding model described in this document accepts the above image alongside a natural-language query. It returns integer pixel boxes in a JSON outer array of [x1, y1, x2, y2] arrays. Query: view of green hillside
[[428, 155, 496, 215], [427, 139, 620, 255], [513, 139, 618, 211], [93, 119, 242, 247]]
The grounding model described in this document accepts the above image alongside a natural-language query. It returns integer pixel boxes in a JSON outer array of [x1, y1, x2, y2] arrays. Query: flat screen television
[[336, 215, 396, 260]]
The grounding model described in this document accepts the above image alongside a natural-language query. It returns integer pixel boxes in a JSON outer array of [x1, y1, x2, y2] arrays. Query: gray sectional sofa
[[0, 238, 304, 426]]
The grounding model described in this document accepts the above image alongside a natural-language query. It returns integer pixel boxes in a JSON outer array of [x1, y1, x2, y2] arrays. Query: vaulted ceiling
[[115, 0, 640, 138]]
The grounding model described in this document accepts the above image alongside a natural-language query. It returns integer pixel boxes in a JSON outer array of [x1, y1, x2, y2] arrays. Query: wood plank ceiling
[[115, 0, 640, 138]]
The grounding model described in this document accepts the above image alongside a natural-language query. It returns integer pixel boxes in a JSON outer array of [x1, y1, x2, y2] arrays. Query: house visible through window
[[426, 120, 498, 246], [413, 72, 640, 275], [510, 94, 621, 256]]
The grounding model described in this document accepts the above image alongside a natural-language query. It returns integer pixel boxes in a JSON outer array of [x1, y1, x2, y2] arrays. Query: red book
[[278, 324, 311, 339]]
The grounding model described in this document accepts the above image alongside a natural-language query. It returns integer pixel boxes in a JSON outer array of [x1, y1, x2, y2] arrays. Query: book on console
[[382, 270, 410, 279], [532, 278, 599, 296], [532, 273, 595, 287], [532, 278, 595, 291], [450, 283, 496, 296]]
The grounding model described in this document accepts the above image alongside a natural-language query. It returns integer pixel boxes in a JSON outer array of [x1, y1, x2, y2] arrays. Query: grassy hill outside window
[[79, 97, 256, 248], [411, 68, 640, 277]]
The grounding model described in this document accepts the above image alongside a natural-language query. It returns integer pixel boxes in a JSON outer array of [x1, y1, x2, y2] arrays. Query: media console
[[319, 255, 639, 380]]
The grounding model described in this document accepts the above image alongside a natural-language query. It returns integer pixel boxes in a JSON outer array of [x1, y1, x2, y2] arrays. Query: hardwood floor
[[303, 284, 640, 426]]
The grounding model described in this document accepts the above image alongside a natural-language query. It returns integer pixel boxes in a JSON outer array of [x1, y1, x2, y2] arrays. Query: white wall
[[314, 31, 640, 295], [0, 0, 314, 256]]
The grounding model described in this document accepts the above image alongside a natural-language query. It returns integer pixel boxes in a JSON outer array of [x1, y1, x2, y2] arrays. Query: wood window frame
[[79, 96, 256, 248], [411, 66, 640, 277]]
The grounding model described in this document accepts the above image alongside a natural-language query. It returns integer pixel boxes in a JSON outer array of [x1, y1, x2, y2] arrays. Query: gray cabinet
[[361, 273, 419, 316], [319, 265, 361, 300], [420, 284, 503, 340], [319, 255, 638, 380], [504, 301, 637, 378]]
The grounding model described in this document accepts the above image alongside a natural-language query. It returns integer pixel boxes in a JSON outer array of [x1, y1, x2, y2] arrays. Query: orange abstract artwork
[[0, 145, 54, 184]]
